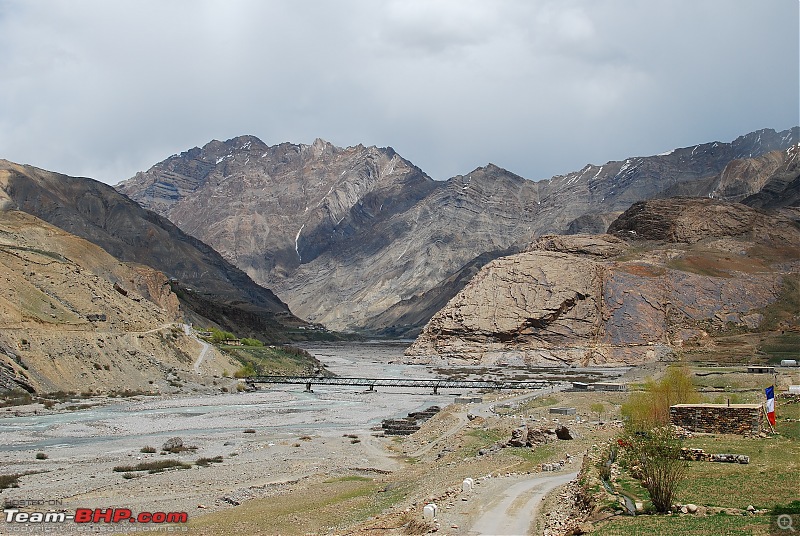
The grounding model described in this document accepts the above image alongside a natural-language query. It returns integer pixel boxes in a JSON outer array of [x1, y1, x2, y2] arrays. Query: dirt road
[[466, 471, 578, 535]]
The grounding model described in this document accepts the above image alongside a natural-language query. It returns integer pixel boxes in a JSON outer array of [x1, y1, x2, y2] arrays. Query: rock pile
[[381, 406, 441, 436], [679, 448, 750, 464]]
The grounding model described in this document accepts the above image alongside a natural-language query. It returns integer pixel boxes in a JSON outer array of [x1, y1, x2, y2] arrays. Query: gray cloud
[[0, 0, 797, 184]]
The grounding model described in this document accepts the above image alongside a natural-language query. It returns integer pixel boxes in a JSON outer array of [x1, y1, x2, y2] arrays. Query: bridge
[[245, 376, 552, 394]]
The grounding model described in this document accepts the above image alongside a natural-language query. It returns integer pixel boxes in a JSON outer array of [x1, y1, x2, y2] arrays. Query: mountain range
[[117, 127, 799, 335], [1, 126, 798, 391]]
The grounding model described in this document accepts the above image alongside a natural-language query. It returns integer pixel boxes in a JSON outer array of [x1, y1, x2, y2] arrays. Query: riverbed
[[0, 341, 627, 533]]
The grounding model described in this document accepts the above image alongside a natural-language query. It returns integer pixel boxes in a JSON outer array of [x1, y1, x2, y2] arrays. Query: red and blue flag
[[765, 385, 776, 427]]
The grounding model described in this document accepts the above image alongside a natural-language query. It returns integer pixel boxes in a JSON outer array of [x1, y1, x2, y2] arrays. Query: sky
[[0, 0, 798, 185]]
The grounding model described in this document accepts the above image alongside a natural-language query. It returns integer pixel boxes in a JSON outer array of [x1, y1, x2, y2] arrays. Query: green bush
[[621, 365, 700, 430], [241, 338, 264, 347]]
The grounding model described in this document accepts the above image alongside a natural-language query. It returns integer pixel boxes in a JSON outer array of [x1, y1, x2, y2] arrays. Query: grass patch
[[593, 514, 771, 535], [759, 332, 800, 364], [323, 475, 373, 483], [189, 478, 408, 535], [140, 446, 156, 453], [672, 435, 800, 510], [461, 428, 505, 457], [224, 345, 329, 377], [667, 254, 734, 278], [113, 460, 192, 474], [504, 444, 558, 471]]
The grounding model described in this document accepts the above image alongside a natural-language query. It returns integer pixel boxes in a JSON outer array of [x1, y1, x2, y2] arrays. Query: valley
[[1, 125, 799, 535]]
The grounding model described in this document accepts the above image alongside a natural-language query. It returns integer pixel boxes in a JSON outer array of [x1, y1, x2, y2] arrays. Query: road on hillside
[[183, 323, 211, 374]]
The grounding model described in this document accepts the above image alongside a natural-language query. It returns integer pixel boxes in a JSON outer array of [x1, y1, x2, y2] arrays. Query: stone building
[[670, 403, 763, 435]]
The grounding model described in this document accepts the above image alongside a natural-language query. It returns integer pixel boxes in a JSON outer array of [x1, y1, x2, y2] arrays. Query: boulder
[[507, 427, 528, 447], [555, 426, 575, 440], [162, 437, 183, 452]]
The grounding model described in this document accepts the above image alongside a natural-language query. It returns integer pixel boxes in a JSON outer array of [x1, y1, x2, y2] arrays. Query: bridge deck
[[246, 376, 551, 392]]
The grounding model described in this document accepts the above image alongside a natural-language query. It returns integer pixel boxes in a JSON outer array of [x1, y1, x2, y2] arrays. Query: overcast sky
[[1, 1, 797, 185]]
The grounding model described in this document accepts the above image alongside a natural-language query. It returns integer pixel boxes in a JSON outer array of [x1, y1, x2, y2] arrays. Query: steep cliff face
[[406, 200, 800, 366], [117, 128, 798, 332]]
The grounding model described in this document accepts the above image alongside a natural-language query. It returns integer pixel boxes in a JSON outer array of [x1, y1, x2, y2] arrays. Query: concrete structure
[[549, 407, 577, 415], [670, 403, 762, 435], [454, 396, 483, 404], [780, 360, 798, 367], [423, 504, 438, 520], [571, 381, 589, 390], [747, 365, 775, 374], [789, 385, 800, 395]]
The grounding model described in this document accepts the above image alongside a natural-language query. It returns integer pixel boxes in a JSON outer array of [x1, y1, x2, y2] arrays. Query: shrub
[[621, 365, 700, 430], [234, 363, 256, 378], [241, 338, 264, 347], [113, 460, 191, 473], [195, 456, 224, 466], [140, 446, 156, 453], [620, 426, 687, 513], [0, 474, 21, 489], [35, 452, 48, 460]]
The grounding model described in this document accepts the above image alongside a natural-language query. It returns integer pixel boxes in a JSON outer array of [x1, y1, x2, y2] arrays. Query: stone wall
[[669, 404, 762, 435]]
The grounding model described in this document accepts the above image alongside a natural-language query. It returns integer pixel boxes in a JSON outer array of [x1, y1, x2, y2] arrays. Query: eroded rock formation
[[407, 200, 800, 366]]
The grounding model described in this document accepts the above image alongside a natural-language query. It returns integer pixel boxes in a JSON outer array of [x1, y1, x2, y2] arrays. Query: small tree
[[590, 402, 605, 423], [622, 426, 687, 513], [621, 365, 700, 430]]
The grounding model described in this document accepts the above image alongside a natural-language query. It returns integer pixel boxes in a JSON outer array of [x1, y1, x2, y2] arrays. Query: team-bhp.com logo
[[5, 507, 188, 525]]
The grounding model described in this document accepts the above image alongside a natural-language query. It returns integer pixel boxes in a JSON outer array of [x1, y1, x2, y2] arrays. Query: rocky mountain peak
[[117, 127, 798, 332]]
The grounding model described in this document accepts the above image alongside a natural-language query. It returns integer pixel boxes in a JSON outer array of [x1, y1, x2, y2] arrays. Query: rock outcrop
[[406, 200, 800, 366]]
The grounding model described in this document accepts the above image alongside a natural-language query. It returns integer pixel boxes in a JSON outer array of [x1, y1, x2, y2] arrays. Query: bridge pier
[[433, 385, 439, 395], [368, 384, 374, 392], [305, 381, 313, 393]]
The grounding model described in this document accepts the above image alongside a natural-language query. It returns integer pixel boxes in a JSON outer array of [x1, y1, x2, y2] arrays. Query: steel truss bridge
[[245, 376, 552, 394]]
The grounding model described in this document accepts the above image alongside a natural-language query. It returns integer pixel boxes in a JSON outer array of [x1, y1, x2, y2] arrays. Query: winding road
[[182, 323, 210, 374]]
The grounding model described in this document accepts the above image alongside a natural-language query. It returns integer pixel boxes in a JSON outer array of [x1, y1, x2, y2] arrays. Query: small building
[[549, 407, 577, 415], [593, 382, 627, 392], [780, 360, 798, 367], [789, 385, 800, 395], [222, 338, 242, 346], [670, 403, 762, 435], [571, 382, 589, 390], [747, 365, 775, 374]]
